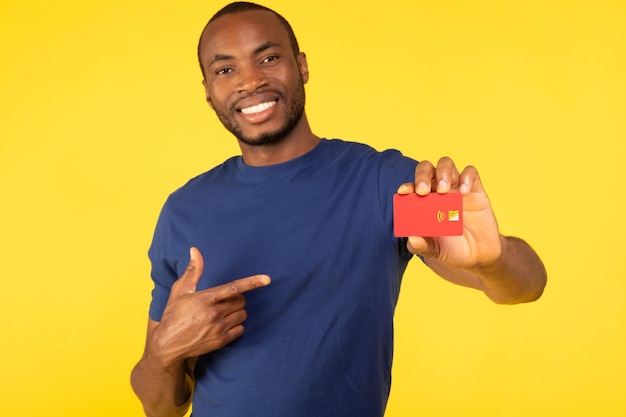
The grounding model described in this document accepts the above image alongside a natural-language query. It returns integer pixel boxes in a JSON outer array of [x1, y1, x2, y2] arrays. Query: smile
[[239, 100, 277, 115]]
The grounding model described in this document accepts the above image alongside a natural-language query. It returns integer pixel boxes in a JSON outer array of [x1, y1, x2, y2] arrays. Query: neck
[[237, 114, 320, 167]]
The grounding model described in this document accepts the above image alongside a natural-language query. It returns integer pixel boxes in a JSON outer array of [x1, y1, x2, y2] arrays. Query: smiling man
[[130, 3, 547, 417]]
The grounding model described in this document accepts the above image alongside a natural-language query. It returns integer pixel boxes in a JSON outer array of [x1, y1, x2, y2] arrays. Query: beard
[[213, 81, 306, 147]]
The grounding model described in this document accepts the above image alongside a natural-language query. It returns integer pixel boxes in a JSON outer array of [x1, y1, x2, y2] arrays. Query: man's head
[[198, 2, 300, 80], [198, 3, 310, 146], [197, 2, 309, 148]]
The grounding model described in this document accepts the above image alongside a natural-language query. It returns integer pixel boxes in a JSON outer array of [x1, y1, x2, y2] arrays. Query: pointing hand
[[153, 247, 271, 367]]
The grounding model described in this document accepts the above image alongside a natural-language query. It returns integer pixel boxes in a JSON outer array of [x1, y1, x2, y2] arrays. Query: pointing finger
[[206, 274, 271, 304]]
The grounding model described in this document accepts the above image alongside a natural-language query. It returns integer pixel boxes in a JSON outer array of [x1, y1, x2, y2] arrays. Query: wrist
[[146, 324, 186, 372], [467, 234, 506, 277]]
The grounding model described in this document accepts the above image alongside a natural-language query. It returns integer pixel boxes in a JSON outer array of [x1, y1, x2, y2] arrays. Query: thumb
[[176, 247, 205, 294], [407, 236, 433, 258], [396, 182, 416, 195]]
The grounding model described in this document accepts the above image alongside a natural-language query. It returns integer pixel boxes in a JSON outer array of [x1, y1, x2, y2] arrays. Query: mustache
[[230, 88, 286, 113]]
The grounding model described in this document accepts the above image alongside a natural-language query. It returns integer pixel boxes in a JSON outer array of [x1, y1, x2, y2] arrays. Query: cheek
[[207, 85, 230, 110]]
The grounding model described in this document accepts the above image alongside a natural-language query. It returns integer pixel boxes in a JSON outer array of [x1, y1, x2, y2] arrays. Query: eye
[[262, 55, 279, 64], [215, 67, 234, 75]]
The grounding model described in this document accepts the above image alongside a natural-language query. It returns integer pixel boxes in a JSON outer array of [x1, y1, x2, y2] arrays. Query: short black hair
[[197, 2, 301, 79]]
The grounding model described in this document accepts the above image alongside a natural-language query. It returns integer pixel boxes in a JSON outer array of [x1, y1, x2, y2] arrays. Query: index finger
[[412, 160, 436, 195], [206, 274, 271, 303]]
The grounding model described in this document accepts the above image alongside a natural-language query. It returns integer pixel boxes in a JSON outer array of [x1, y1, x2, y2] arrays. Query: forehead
[[199, 10, 291, 61]]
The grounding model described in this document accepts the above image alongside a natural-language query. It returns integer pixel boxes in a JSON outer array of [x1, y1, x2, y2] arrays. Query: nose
[[236, 64, 267, 94]]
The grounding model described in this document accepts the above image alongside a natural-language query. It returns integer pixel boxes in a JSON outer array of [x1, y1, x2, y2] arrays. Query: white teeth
[[240, 101, 276, 115]]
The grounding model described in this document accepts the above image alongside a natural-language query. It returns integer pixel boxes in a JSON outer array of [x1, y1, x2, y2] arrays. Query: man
[[131, 2, 547, 417]]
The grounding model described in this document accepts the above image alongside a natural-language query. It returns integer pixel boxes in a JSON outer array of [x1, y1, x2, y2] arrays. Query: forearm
[[131, 345, 195, 417], [426, 235, 547, 304], [469, 235, 547, 304]]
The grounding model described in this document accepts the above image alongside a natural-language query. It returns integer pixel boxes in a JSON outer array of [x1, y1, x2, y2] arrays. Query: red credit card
[[393, 193, 463, 237]]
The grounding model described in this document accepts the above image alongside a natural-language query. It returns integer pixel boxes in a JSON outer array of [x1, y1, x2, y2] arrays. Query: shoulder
[[325, 138, 416, 161], [323, 138, 417, 174], [164, 157, 238, 205], [323, 138, 380, 156]]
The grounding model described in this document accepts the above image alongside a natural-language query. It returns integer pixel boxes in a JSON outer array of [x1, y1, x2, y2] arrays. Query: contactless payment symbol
[[436, 210, 445, 223]]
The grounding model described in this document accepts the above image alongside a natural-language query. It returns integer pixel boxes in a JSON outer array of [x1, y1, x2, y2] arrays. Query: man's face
[[199, 10, 309, 147]]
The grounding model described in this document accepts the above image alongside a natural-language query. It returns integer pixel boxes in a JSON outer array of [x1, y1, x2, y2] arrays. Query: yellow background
[[1, 0, 624, 416]]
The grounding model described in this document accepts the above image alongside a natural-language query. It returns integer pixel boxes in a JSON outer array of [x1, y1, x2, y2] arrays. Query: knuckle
[[226, 282, 239, 294], [184, 262, 197, 275], [429, 239, 442, 259], [439, 156, 453, 165], [203, 307, 220, 323], [465, 165, 478, 174], [416, 160, 434, 171]]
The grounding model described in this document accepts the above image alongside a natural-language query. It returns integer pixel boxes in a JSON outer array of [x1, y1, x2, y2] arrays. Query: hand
[[396, 157, 502, 270], [151, 247, 271, 368]]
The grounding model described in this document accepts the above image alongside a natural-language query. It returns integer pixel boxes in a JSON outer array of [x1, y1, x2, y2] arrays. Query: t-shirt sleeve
[[147, 198, 179, 322], [376, 149, 419, 259], [376, 149, 418, 227]]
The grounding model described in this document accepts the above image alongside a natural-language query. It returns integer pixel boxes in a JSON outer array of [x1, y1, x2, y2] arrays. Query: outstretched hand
[[152, 247, 271, 368], [397, 157, 502, 271]]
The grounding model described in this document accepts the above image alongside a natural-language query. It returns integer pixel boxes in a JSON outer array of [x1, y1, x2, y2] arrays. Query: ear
[[297, 52, 309, 84], [202, 79, 214, 109]]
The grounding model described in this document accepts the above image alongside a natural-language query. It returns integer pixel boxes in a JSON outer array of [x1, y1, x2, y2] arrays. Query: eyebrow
[[253, 41, 282, 55], [207, 41, 284, 67], [208, 53, 235, 67]]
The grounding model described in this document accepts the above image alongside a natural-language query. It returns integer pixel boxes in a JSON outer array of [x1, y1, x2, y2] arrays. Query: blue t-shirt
[[148, 138, 418, 417]]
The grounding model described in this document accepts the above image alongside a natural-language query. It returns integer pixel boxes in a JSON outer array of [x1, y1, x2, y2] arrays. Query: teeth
[[240, 101, 276, 115]]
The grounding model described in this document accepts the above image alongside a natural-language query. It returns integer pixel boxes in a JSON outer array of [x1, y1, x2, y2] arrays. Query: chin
[[237, 131, 286, 147], [236, 118, 302, 147], [227, 105, 304, 148]]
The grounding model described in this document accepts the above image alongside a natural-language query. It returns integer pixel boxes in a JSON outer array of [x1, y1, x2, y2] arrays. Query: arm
[[398, 157, 547, 304], [131, 320, 196, 417], [130, 248, 271, 417], [423, 235, 546, 304]]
